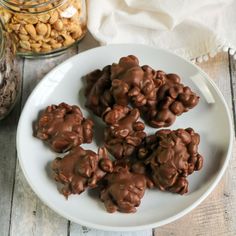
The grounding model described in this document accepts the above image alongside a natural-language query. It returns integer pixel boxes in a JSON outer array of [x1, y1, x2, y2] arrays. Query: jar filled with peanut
[[0, 0, 87, 57]]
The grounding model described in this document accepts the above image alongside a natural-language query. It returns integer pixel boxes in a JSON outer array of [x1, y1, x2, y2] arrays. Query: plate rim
[[16, 44, 234, 231]]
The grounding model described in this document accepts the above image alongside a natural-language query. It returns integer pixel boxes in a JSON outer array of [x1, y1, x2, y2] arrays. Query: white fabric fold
[[87, 0, 236, 60]]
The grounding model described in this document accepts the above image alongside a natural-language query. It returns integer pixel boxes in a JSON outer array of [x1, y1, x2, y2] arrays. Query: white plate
[[17, 44, 233, 231]]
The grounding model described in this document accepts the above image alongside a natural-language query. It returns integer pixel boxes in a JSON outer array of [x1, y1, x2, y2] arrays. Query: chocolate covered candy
[[111, 55, 158, 108], [51, 146, 113, 198], [84, 65, 114, 117], [103, 105, 146, 159], [100, 165, 147, 213], [138, 128, 203, 194], [35, 103, 94, 153], [144, 71, 199, 128]]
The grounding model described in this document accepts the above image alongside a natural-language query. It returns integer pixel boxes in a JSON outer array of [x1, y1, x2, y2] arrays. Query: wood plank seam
[[67, 221, 71, 236], [152, 229, 155, 236], [7, 149, 18, 236]]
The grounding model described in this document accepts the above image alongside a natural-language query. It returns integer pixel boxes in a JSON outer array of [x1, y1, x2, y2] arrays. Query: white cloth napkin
[[87, 0, 236, 61]]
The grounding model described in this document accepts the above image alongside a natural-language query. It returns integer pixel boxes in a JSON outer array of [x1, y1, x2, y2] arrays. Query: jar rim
[[0, 0, 66, 13]]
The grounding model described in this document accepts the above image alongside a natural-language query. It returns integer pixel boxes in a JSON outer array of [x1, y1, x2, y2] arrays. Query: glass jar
[[0, 20, 21, 120], [0, 0, 87, 57]]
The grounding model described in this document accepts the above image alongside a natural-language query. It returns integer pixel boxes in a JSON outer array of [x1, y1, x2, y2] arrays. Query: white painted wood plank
[[10, 160, 69, 236], [10, 47, 78, 236], [0, 59, 23, 236], [70, 225, 152, 236], [155, 52, 236, 235], [0, 112, 18, 236]]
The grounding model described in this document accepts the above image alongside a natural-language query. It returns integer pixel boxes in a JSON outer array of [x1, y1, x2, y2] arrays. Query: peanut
[[25, 24, 37, 37], [31, 35, 44, 42], [19, 26, 28, 35], [19, 40, 31, 50], [71, 26, 82, 39], [42, 38, 51, 43], [42, 43, 51, 50], [53, 20, 63, 31], [49, 39, 57, 45], [45, 24, 51, 38], [36, 23, 47, 36], [24, 16, 38, 24], [31, 43, 41, 49], [63, 35, 75, 46], [51, 43, 62, 49], [49, 11, 58, 24], [9, 23, 21, 31], [50, 29, 58, 37], [0, 10, 12, 23], [19, 34, 30, 41], [38, 14, 50, 23]]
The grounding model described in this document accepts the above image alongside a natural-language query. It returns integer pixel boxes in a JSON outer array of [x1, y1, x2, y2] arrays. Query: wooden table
[[1, 33, 236, 236]]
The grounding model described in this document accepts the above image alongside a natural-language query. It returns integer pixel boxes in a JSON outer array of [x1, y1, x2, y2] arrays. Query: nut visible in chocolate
[[51, 146, 113, 198], [84, 65, 114, 117], [103, 105, 146, 159], [35, 102, 94, 153], [144, 71, 200, 128], [111, 55, 158, 108], [100, 165, 147, 213], [138, 128, 203, 194]]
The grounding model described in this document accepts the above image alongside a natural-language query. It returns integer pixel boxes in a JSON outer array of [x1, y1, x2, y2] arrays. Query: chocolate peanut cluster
[[84, 55, 199, 128], [51, 146, 113, 198], [85, 65, 114, 117], [103, 105, 146, 159], [100, 164, 147, 213], [138, 128, 203, 194], [111, 55, 158, 108], [35, 103, 93, 152], [145, 71, 200, 128]]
